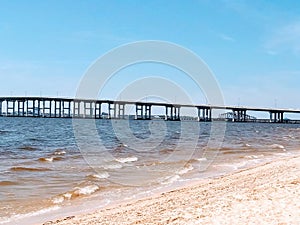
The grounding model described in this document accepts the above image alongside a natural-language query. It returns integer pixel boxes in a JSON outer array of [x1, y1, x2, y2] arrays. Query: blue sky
[[0, 0, 300, 110]]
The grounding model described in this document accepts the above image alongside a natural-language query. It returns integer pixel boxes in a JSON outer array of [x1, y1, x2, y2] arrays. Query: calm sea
[[0, 117, 299, 224]]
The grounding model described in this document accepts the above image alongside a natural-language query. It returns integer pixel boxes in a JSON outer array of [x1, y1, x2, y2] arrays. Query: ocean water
[[0, 117, 299, 224]]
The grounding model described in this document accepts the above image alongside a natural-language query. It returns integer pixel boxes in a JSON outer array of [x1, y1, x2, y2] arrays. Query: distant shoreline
[[42, 155, 300, 225]]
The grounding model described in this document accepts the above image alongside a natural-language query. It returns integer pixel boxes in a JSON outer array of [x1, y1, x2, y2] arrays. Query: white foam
[[54, 150, 66, 155], [213, 161, 247, 170], [103, 164, 123, 170], [52, 196, 64, 204], [232, 161, 247, 170], [52, 185, 100, 204], [38, 157, 54, 162], [63, 193, 72, 199], [196, 157, 207, 162], [45, 157, 54, 162], [0, 206, 61, 224], [177, 165, 194, 175], [270, 144, 285, 149], [244, 154, 264, 159], [74, 185, 99, 195], [91, 172, 110, 179], [162, 175, 180, 185], [115, 156, 138, 163]]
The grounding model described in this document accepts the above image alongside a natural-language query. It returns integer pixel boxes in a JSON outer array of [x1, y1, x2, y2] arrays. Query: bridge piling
[[19, 100, 25, 116], [117, 103, 125, 119], [165, 105, 180, 121], [83, 101, 94, 118], [197, 107, 211, 121], [135, 103, 151, 120], [108, 102, 114, 119], [270, 111, 284, 123], [232, 109, 247, 122], [94, 102, 102, 119], [73, 100, 80, 118], [7, 100, 15, 116]]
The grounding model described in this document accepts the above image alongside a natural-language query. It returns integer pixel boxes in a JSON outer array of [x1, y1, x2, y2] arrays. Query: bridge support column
[[197, 107, 212, 121], [6, 100, 9, 116], [42, 100, 51, 117], [37, 100, 41, 117], [61, 100, 71, 118], [165, 105, 180, 121], [54, 100, 61, 117], [135, 104, 141, 120], [32, 99, 36, 116], [94, 102, 102, 119], [135, 103, 151, 120], [26, 99, 29, 116], [108, 103, 126, 119], [6, 100, 14, 116], [280, 112, 284, 123], [0, 100, 2, 116], [270, 111, 284, 123], [73, 101, 81, 118], [22, 100, 25, 116], [49, 100, 53, 117], [13, 100, 16, 116], [117, 103, 125, 119], [17, 100, 25, 116], [83, 101, 94, 118], [17, 100, 20, 116], [6, 100, 15, 116], [108, 103, 114, 119], [232, 109, 247, 122], [145, 105, 151, 120]]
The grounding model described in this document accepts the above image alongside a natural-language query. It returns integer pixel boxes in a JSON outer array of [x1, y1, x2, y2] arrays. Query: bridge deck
[[1, 97, 299, 113], [0, 97, 299, 122]]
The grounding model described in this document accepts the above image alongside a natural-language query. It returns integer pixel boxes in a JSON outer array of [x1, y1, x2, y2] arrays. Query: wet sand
[[42, 155, 300, 225]]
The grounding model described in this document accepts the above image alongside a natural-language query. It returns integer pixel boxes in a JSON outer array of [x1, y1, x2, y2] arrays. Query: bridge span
[[0, 97, 300, 123]]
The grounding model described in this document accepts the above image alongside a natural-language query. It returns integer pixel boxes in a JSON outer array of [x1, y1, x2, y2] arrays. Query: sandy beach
[[42, 155, 300, 225]]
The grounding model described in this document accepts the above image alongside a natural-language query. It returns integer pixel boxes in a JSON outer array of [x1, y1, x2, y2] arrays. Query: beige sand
[[43, 156, 300, 225]]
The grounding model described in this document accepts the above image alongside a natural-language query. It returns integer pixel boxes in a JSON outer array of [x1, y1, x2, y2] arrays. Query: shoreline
[[41, 155, 300, 225]]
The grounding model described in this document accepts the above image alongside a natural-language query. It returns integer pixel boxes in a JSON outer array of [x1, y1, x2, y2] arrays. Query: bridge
[[219, 112, 257, 122], [0, 96, 300, 123]]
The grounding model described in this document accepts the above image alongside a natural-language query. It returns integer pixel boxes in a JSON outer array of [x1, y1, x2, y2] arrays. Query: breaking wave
[[52, 184, 100, 204], [115, 156, 138, 163]]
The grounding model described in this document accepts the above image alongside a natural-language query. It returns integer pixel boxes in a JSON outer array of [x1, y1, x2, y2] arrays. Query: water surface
[[0, 117, 299, 224]]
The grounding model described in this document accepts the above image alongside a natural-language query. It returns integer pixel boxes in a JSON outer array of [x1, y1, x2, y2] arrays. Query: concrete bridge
[[0, 96, 299, 123], [219, 112, 257, 122]]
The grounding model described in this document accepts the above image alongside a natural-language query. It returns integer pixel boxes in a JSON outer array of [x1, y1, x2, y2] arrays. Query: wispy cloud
[[60, 30, 134, 44], [265, 50, 278, 56], [0, 60, 80, 97], [222, 0, 300, 55], [221, 0, 267, 21], [219, 33, 235, 42], [265, 21, 300, 55], [222, 70, 300, 109]]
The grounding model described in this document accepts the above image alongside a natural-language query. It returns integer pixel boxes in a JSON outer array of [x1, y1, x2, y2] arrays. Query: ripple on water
[[10, 167, 52, 172], [18, 146, 39, 151], [86, 172, 110, 180], [0, 181, 19, 186], [38, 156, 64, 162]]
